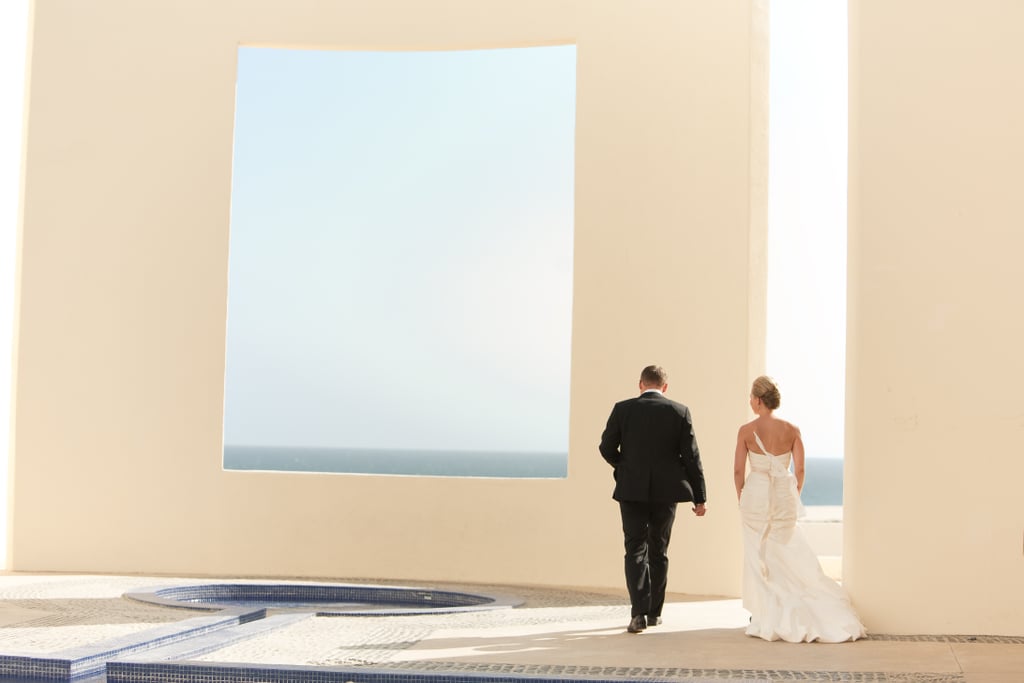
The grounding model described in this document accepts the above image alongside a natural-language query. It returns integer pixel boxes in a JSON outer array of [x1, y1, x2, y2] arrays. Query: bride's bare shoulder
[[778, 419, 802, 437], [736, 420, 759, 441]]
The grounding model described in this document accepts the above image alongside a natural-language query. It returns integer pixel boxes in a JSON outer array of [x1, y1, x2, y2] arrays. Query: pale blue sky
[[223, 46, 577, 453]]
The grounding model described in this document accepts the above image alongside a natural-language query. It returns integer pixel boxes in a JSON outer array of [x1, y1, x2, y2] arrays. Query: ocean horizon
[[224, 445, 569, 478], [224, 445, 844, 505]]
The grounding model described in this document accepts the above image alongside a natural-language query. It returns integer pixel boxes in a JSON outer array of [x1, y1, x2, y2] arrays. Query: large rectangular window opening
[[223, 46, 577, 478]]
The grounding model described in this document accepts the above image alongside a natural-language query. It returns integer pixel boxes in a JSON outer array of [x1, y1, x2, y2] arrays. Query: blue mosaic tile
[[106, 661, 762, 683]]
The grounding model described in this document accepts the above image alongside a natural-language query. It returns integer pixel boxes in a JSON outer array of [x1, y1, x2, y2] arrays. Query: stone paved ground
[[0, 574, 1020, 682]]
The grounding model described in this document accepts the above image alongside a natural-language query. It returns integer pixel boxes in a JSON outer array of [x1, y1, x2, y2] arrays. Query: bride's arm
[[792, 426, 806, 493], [733, 428, 747, 501]]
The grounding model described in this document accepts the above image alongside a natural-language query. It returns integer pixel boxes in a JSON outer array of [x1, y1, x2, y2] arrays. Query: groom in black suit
[[599, 365, 707, 633]]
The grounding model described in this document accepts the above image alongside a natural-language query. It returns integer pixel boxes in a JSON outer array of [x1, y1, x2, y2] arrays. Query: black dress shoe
[[648, 616, 663, 626], [627, 615, 647, 633]]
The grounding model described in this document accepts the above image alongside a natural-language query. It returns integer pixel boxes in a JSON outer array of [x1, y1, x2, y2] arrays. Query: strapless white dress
[[739, 433, 866, 643]]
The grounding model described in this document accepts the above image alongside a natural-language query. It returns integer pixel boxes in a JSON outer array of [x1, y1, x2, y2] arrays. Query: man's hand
[[692, 503, 707, 517]]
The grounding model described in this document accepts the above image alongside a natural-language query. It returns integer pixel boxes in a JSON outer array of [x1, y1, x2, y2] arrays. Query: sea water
[[224, 446, 844, 505]]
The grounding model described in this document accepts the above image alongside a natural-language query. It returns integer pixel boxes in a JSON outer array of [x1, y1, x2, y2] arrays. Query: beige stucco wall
[[10, 0, 766, 598], [845, 1, 1024, 635]]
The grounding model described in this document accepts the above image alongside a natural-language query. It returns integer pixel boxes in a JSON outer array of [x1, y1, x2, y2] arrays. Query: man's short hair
[[639, 365, 668, 387]]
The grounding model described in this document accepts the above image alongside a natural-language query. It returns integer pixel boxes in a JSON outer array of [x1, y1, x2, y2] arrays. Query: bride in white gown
[[734, 376, 866, 643]]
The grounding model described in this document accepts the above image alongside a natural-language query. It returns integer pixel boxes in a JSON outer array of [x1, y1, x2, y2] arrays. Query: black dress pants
[[619, 500, 678, 618]]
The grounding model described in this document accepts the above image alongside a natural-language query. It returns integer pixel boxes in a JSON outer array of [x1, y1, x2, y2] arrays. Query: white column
[[846, 0, 1024, 635]]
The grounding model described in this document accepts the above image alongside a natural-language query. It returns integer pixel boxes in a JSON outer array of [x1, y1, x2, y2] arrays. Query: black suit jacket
[[599, 391, 706, 504]]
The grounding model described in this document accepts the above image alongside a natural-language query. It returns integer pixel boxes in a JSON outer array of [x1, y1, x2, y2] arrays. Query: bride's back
[[747, 416, 798, 455]]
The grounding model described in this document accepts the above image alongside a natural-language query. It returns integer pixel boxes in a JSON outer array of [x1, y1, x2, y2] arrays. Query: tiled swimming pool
[[125, 583, 521, 616], [0, 582, 521, 682]]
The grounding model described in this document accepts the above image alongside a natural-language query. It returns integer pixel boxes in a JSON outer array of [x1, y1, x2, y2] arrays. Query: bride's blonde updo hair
[[751, 375, 781, 410]]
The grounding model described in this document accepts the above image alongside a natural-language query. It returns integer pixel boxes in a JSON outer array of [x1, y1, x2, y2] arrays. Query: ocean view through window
[[223, 46, 576, 478]]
